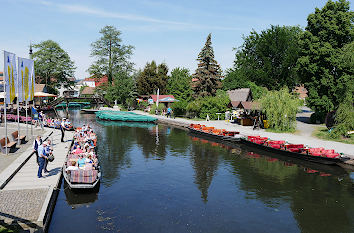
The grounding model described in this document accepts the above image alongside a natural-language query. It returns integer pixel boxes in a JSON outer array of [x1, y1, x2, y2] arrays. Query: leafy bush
[[331, 86, 354, 138], [150, 103, 165, 114], [186, 90, 230, 120], [171, 100, 188, 116], [260, 87, 301, 131], [310, 112, 326, 124], [137, 101, 148, 110]]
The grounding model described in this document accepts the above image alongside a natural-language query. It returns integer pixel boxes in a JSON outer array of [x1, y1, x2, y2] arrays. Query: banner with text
[[4, 51, 17, 104], [18, 57, 35, 102]]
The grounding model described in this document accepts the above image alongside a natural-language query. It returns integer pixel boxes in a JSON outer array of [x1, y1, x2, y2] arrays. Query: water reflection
[[49, 111, 354, 233]]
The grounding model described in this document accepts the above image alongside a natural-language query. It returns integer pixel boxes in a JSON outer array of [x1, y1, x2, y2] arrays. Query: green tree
[[260, 88, 301, 132], [104, 72, 136, 106], [233, 25, 302, 91], [32, 40, 76, 93], [332, 82, 354, 138], [167, 67, 192, 100], [187, 90, 230, 119], [193, 33, 222, 98], [297, 0, 353, 115], [222, 68, 268, 100], [136, 61, 169, 95], [89, 25, 134, 84]]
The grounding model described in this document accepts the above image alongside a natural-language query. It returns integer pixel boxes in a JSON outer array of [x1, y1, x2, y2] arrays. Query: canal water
[[49, 110, 354, 233]]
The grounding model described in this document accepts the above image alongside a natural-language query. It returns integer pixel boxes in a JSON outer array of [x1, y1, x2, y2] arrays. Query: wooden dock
[[0, 129, 74, 232]]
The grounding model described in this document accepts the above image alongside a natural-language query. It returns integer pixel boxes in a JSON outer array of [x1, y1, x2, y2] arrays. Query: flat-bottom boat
[[240, 137, 343, 165]]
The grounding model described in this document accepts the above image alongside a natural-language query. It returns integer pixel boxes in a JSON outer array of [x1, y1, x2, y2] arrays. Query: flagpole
[[26, 100, 28, 137], [16, 60, 20, 145], [3, 51, 8, 155]]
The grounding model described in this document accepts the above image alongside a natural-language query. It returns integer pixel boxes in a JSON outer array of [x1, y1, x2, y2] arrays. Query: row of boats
[[188, 124, 349, 166]]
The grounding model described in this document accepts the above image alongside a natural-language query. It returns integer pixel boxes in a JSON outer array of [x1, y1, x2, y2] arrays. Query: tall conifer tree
[[193, 34, 222, 98]]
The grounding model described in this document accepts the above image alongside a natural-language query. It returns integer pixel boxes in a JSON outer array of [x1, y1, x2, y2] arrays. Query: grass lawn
[[0, 226, 15, 233], [313, 128, 354, 144]]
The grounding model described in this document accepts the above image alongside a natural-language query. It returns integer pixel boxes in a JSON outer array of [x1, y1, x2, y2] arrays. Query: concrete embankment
[[0, 129, 74, 232]]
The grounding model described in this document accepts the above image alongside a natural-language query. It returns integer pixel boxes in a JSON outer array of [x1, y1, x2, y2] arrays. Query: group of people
[[66, 124, 98, 172], [33, 135, 53, 178]]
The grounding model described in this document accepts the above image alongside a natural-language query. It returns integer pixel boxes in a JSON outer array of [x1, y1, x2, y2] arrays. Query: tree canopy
[[297, 0, 353, 115], [192, 33, 222, 98], [89, 25, 134, 84], [136, 61, 169, 95], [32, 40, 76, 93], [222, 68, 268, 100], [167, 67, 192, 101], [232, 25, 302, 91], [260, 88, 301, 132], [105, 72, 136, 106]]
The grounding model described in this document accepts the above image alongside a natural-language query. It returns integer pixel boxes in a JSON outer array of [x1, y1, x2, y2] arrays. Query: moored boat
[[241, 136, 344, 165], [63, 126, 101, 189], [188, 124, 241, 142]]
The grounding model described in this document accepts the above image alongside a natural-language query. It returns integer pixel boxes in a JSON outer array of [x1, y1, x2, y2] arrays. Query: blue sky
[[0, 0, 343, 80]]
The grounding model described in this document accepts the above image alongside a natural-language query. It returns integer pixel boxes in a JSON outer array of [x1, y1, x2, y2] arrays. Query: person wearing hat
[[37, 141, 48, 178]]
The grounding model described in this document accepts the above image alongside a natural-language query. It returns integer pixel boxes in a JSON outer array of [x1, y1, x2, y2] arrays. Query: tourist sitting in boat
[[66, 161, 79, 171], [73, 146, 84, 154], [77, 154, 86, 169]]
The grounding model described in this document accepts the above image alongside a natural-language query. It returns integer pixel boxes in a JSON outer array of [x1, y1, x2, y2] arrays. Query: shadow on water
[[63, 181, 99, 209], [49, 111, 354, 233]]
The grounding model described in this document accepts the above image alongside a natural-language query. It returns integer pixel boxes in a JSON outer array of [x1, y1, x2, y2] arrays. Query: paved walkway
[[0, 122, 50, 171], [0, 129, 74, 231], [134, 110, 354, 159]]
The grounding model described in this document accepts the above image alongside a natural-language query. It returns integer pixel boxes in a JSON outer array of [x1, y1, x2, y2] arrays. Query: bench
[[11, 131, 26, 144], [0, 137, 17, 153]]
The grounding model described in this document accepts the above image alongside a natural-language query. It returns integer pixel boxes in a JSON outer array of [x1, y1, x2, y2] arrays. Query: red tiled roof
[[84, 75, 109, 87], [150, 95, 175, 102], [81, 86, 95, 95]]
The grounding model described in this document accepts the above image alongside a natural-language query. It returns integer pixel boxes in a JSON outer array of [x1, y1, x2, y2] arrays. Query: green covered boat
[[95, 111, 157, 122]]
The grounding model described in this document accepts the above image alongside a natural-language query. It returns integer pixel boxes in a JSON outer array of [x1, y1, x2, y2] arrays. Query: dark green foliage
[[222, 69, 268, 100], [32, 40, 76, 92], [150, 103, 165, 114], [331, 80, 354, 137], [136, 61, 169, 95], [171, 100, 189, 116], [187, 90, 230, 119], [297, 0, 353, 115], [260, 87, 301, 131], [167, 67, 192, 101], [193, 33, 222, 98], [89, 25, 134, 84], [233, 25, 302, 91], [105, 72, 136, 107]]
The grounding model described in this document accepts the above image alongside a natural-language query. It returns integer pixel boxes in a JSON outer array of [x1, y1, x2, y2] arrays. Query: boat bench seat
[[69, 169, 98, 184], [0, 137, 17, 153]]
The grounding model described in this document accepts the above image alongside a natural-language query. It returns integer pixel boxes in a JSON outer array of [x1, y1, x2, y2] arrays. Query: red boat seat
[[270, 144, 281, 149], [288, 148, 301, 153], [325, 153, 339, 158], [269, 140, 285, 145]]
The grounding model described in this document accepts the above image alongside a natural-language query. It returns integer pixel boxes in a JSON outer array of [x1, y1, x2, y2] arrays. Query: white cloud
[[38, 1, 245, 31]]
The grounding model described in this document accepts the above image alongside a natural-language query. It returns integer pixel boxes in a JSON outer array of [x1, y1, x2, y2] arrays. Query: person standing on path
[[167, 107, 172, 118], [43, 139, 53, 173], [60, 118, 67, 142], [33, 136, 42, 165], [37, 142, 48, 178]]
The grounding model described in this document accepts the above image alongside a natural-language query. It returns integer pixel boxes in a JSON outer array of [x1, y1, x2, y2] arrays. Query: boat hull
[[63, 166, 101, 189], [188, 127, 241, 142], [240, 138, 340, 165]]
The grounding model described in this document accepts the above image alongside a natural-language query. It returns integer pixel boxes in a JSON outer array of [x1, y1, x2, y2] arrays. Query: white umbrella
[[34, 92, 57, 97]]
